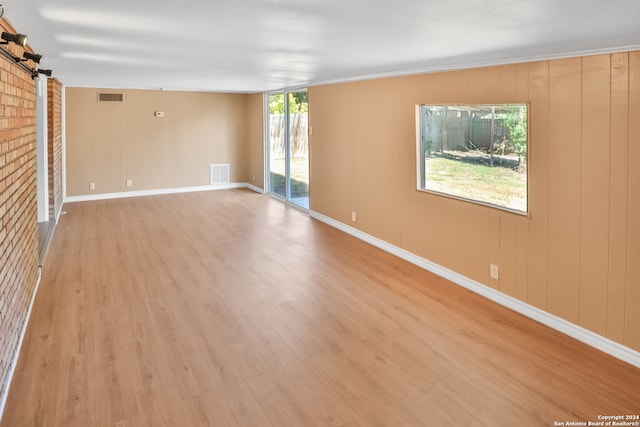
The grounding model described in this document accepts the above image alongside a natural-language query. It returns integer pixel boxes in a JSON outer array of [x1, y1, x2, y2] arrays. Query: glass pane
[[288, 91, 309, 209], [269, 94, 286, 198], [419, 104, 528, 213]]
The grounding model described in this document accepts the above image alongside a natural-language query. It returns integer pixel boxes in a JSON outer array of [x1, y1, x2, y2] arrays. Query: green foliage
[[425, 156, 527, 212], [269, 94, 285, 114], [504, 106, 528, 161], [269, 92, 308, 114], [269, 172, 309, 198], [290, 92, 308, 112]]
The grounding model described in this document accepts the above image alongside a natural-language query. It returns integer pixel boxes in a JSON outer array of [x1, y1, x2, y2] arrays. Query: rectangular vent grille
[[98, 93, 124, 102], [210, 164, 230, 185]]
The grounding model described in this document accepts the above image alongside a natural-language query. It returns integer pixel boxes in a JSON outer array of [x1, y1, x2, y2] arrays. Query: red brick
[[0, 17, 39, 402]]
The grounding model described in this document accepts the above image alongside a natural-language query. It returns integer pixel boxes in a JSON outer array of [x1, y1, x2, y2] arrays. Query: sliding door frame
[[265, 89, 308, 208]]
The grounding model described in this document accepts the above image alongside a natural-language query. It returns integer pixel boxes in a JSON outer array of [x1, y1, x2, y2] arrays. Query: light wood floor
[[3, 189, 639, 426]]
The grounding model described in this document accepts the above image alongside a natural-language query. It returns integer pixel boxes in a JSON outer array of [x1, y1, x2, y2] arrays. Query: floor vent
[[211, 164, 230, 185]]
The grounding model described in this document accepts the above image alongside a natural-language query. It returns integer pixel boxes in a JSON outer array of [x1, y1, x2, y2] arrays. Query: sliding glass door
[[268, 93, 286, 198], [287, 91, 309, 208], [268, 90, 309, 208]]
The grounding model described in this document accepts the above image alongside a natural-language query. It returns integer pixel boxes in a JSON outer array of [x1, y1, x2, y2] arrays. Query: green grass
[[269, 157, 309, 198], [269, 155, 525, 211], [425, 156, 526, 211], [269, 172, 309, 198]]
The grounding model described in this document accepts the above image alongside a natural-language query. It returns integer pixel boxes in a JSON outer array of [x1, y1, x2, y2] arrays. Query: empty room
[[1, 0, 639, 426]]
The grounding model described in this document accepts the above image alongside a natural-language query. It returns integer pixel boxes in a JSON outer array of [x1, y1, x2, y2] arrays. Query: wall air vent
[[211, 164, 230, 185], [98, 93, 124, 102]]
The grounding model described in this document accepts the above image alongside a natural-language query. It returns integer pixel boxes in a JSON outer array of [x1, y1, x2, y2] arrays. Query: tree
[[290, 92, 308, 113], [504, 106, 527, 170], [269, 94, 285, 114], [269, 93, 308, 114]]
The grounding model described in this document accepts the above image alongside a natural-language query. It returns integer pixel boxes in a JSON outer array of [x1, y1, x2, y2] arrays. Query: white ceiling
[[5, 0, 640, 93]]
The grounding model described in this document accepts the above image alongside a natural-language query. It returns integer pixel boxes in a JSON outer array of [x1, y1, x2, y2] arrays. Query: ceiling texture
[[4, 0, 640, 92]]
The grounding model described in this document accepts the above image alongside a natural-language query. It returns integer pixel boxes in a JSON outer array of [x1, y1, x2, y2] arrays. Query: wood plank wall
[[309, 51, 640, 351]]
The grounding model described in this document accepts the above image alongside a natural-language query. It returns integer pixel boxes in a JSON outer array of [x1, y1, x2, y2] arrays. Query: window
[[416, 103, 528, 214]]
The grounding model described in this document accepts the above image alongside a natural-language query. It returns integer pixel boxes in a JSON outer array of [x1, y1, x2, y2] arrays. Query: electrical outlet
[[252, 174, 256, 181], [351, 212, 357, 222], [490, 264, 499, 280], [126, 179, 133, 188], [89, 182, 95, 190]]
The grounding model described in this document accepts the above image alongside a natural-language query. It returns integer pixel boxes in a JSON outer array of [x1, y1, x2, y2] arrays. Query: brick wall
[[0, 19, 40, 405], [48, 79, 63, 219]]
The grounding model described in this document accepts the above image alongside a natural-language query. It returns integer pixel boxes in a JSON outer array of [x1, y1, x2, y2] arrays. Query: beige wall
[[247, 93, 265, 189], [308, 51, 640, 351], [65, 88, 251, 196]]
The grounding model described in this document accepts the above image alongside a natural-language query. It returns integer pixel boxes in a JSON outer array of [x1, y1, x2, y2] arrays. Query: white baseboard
[[309, 210, 640, 369], [0, 267, 43, 422], [63, 182, 254, 204], [55, 204, 64, 223], [246, 183, 265, 194]]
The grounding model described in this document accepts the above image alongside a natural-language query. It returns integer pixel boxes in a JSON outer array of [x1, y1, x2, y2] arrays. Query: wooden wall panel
[[515, 63, 530, 101], [625, 51, 640, 349], [498, 64, 518, 103], [395, 94, 421, 254], [515, 219, 529, 301], [498, 215, 518, 297], [459, 66, 500, 104], [416, 195, 449, 267], [443, 202, 465, 275], [579, 55, 611, 335], [546, 58, 582, 323], [308, 84, 357, 223], [460, 206, 491, 285], [526, 61, 550, 310], [488, 213, 500, 290], [607, 53, 629, 343], [355, 82, 398, 244], [309, 51, 640, 352]]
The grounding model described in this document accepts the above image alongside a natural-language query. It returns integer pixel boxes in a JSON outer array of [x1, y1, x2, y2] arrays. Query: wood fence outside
[[269, 113, 308, 159], [423, 110, 509, 152]]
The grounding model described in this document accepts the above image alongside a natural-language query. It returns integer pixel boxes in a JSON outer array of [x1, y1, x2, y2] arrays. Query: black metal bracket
[[0, 44, 37, 78]]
